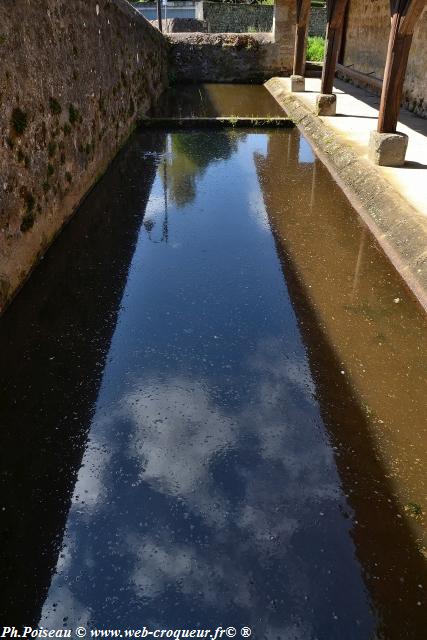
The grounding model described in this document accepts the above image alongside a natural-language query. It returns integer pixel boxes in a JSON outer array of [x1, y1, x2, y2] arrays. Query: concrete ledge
[[265, 77, 427, 312], [141, 116, 294, 127]]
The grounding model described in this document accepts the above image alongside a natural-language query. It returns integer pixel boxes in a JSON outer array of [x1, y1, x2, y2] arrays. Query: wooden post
[[293, 0, 311, 76], [377, 0, 426, 133], [157, 0, 163, 32], [320, 0, 350, 95]]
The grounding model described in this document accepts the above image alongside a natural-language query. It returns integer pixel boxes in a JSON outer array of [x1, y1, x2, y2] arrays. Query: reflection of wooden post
[[377, 0, 426, 133], [310, 160, 317, 211], [351, 227, 367, 300], [320, 0, 349, 95], [293, 0, 311, 76]]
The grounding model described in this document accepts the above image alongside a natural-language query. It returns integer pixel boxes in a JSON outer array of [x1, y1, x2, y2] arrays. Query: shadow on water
[[0, 131, 166, 624], [0, 103, 426, 639]]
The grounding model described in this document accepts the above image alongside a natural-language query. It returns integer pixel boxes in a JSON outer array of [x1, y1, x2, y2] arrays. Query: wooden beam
[[293, 0, 311, 76], [378, 0, 426, 133], [320, 0, 350, 95]]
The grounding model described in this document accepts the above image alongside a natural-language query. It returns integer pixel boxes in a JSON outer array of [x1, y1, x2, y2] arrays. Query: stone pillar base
[[316, 93, 337, 116], [368, 131, 409, 167], [290, 75, 305, 92]]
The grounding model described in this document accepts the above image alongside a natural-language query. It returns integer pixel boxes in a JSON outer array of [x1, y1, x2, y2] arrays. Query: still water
[[1, 105, 426, 637]]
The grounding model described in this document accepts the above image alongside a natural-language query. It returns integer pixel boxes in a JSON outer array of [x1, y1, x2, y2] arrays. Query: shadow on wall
[[0, 131, 166, 626]]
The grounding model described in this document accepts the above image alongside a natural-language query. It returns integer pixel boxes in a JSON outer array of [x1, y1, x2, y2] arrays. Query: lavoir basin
[[1, 86, 427, 639]]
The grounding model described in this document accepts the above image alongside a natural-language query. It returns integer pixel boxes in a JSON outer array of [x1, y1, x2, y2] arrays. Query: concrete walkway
[[276, 77, 427, 219]]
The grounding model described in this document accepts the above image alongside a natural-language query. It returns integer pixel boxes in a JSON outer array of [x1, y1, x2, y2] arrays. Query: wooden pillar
[[377, 0, 426, 133], [293, 0, 311, 76], [157, 0, 163, 32], [320, 0, 350, 95]]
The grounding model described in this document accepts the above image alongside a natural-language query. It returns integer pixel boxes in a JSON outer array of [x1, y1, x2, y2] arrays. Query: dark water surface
[[150, 84, 286, 119], [1, 110, 427, 637]]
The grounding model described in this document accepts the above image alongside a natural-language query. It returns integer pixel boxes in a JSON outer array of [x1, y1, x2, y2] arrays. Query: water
[[150, 84, 286, 119], [1, 88, 426, 638]]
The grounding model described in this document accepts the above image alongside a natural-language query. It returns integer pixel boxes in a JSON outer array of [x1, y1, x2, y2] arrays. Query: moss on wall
[[0, 0, 168, 313]]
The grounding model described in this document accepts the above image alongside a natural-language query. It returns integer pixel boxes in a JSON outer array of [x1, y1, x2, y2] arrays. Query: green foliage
[[11, 108, 28, 135], [69, 103, 80, 126], [20, 213, 35, 233], [307, 36, 325, 62], [24, 192, 35, 212], [49, 97, 62, 115], [48, 141, 57, 158], [21, 192, 36, 232], [405, 502, 423, 520]]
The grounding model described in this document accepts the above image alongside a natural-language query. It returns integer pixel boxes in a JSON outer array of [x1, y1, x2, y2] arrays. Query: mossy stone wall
[[0, 0, 168, 312]]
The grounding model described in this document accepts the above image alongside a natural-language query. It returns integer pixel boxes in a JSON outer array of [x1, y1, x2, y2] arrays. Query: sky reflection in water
[[38, 132, 374, 637]]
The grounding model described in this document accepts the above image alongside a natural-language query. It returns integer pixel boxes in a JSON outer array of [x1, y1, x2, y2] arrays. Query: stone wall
[[169, 0, 295, 82], [151, 17, 208, 32], [196, 2, 274, 33], [343, 0, 427, 118], [195, 2, 326, 37], [309, 7, 327, 37], [0, 0, 168, 313]]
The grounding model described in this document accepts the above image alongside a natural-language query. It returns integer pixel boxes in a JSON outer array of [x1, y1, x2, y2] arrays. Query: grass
[[307, 35, 325, 62]]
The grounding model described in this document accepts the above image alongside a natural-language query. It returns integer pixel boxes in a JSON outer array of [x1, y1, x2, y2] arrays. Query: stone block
[[290, 75, 305, 92], [368, 131, 409, 167], [316, 93, 337, 116]]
